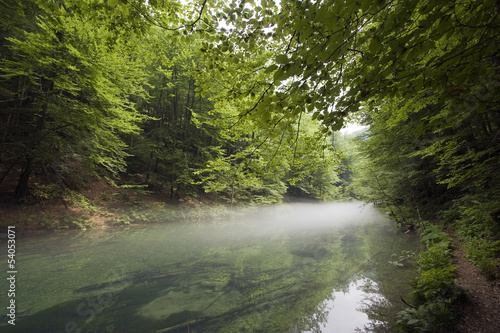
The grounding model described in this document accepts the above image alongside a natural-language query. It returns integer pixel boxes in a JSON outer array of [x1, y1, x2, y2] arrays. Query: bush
[[418, 241, 452, 271], [414, 266, 456, 301], [397, 300, 457, 333], [462, 238, 500, 279], [397, 222, 464, 332], [451, 199, 500, 278]]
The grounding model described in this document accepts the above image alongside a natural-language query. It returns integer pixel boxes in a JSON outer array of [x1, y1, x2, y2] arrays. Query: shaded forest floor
[[0, 179, 222, 231], [450, 232, 500, 333]]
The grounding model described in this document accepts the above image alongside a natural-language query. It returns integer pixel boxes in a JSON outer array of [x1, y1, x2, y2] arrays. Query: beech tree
[[0, 1, 148, 200]]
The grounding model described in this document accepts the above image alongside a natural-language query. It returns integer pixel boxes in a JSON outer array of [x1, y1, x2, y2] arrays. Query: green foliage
[[0, 0, 149, 199], [66, 191, 97, 213], [414, 266, 456, 301], [195, 154, 284, 205], [192, 99, 342, 204], [101, 202, 235, 226], [397, 301, 457, 333], [116, 184, 152, 202], [0, 18, 494, 333], [396, 222, 464, 332], [99, 192, 113, 201], [0, 5, 497, 304], [71, 215, 95, 230], [40, 216, 58, 229], [191, 0, 499, 145], [442, 198, 500, 278], [414, 224, 457, 300], [31, 184, 64, 204], [418, 242, 452, 272], [463, 239, 500, 279], [419, 223, 450, 248]]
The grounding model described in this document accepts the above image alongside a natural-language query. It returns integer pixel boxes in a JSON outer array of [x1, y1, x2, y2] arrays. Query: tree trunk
[[170, 140, 177, 199], [14, 100, 49, 200], [0, 162, 16, 187], [14, 156, 33, 201]]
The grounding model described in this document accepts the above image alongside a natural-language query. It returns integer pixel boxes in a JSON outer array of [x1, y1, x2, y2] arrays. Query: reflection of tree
[[210, 229, 372, 332], [295, 296, 333, 333], [352, 279, 392, 333], [202, 234, 347, 332], [185, 223, 410, 333], [291, 222, 418, 333], [353, 223, 419, 333]]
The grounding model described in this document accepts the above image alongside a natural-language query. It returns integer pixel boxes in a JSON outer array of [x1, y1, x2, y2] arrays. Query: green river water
[[0, 202, 420, 333]]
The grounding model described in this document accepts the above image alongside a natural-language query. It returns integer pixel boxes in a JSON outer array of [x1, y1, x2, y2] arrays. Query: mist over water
[[244, 201, 381, 229], [0, 201, 419, 333], [219, 201, 383, 240]]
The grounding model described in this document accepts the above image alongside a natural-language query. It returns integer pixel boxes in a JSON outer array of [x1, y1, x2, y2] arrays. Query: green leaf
[[276, 54, 289, 64], [265, 64, 278, 73], [273, 68, 285, 82], [369, 38, 382, 54]]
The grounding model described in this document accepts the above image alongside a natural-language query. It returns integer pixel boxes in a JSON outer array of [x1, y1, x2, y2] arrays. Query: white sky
[[341, 122, 368, 134]]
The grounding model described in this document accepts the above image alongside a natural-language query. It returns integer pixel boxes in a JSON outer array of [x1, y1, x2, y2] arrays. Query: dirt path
[[449, 233, 500, 333]]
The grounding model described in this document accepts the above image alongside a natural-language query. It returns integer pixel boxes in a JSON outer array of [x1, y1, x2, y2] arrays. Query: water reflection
[[0, 202, 418, 333], [303, 278, 386, 333]]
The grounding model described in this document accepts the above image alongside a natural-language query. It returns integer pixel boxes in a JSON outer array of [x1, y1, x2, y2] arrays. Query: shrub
[[397, 222, 464, 332], [397, 300, 457, 333], [452, 199, 500, 278]]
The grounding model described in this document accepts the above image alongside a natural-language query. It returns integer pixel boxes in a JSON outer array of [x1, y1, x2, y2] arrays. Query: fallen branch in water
[[156, 317, 206, 333], [156, 288, 305, 332]]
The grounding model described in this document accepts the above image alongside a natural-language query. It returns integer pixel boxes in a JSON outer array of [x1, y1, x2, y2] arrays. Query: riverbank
[[0, 180, 231, 231], [0, 198, 237, 232], [364, 202, 500, 333], [0, 178, 328, 231]]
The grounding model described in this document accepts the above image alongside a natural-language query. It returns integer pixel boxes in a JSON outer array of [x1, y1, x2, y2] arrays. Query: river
[[0, 202, 419, 333]]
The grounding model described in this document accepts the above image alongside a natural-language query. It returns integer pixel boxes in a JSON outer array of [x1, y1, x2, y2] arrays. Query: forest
[[0, 0, 499, 332]]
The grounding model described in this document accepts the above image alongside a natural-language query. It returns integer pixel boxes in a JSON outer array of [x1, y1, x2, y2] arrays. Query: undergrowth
[[3, 186, 237, 230], [107, 202, 234, 225], [396, 222, 464, 333], [440, 198, 500, 279]]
